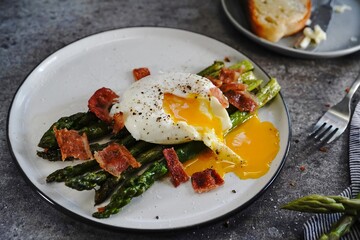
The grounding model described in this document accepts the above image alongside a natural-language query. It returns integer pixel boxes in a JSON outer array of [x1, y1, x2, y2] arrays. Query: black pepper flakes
[[231, 190, 236, 193], [155, 216, 159, 219]]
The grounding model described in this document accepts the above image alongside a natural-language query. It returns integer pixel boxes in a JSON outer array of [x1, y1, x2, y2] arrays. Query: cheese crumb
[[298, 24, 327, 49]]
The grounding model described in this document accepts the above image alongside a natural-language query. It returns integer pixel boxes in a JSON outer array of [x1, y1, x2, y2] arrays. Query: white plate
[[222, 0, 360, 58], [7, 27, 290, 231]]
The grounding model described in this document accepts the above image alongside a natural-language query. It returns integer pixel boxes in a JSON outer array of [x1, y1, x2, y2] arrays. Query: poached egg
[[111, 72, 243, 164]]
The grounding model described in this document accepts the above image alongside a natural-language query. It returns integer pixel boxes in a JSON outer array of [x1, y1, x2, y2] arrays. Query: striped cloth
[[304, 103, 360, 240]]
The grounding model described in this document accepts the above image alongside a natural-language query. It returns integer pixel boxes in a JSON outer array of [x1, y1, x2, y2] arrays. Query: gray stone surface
[[1, 0, 360, 239]]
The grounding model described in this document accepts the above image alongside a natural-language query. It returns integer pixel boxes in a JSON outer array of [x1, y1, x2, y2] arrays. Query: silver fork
[[310, 73, 360, 143]]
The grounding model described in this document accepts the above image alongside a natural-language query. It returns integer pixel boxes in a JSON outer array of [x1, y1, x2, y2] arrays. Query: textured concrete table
[[1, 1, 360, 239]]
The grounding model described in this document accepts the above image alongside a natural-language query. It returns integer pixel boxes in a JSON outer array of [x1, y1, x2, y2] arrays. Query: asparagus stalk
[[228, 59, 254, 72], [45, 135, 139, 181], [65, 170, 111, 191], [93, 141, 206, 218], [319, 214, 358, 240], [46, 160, 99, 183], [94, 144, 166, 204], [197, 61, 225, 77], [93, 78, 281, 218], [244, 79, 263, 92], [65, 141, 155, 190], [94, 176, 120, 205], [38, 133, 137, 161], [282, 195, 359, 215], [321, 193, 360, 240], [38, 112, 111, 149]]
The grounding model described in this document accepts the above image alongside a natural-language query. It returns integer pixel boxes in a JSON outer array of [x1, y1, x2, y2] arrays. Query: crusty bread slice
[[247, 0, 311, 42]]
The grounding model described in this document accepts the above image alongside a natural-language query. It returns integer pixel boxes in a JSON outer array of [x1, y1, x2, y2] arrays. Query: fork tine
[[310, 121, 326, 136], [314, 124, 331, 139], [320, 127, 337, 142], [327, 128, 345, 144]]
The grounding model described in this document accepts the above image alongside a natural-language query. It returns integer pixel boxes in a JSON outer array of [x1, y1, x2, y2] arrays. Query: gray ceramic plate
[[8, 27, 290, 231], [222, 0, 360, 58]]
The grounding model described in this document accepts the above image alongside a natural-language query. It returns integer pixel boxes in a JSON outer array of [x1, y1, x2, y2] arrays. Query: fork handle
[[345, 72, 360, 101]]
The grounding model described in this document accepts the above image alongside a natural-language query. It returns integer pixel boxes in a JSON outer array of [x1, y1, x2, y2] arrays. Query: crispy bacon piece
[[191, 168, 224, 193], [225, 90, 258, 112], [210, 87, 229, 108], [163, 148, 189, 187], [220, 82, 247, 93], [88, 87, 119, 123], [219, 68, 241, 84], [133, 67, 150, 81], [53, 127, 92, 161], [94, 143, 141, 177], [112, 112, 125, 134]]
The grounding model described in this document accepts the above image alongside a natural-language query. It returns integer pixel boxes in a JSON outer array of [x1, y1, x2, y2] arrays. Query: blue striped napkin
[[304, 103, 360, 239]]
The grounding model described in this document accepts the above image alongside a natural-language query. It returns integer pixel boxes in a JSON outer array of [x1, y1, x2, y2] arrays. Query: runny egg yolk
[[184, 115, 280, 179], [162, 93, 224, 139]]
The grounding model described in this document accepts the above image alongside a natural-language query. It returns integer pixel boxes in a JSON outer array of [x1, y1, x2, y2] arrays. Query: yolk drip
[[162, 93, 223, 138], [184, 115, 280, 179]]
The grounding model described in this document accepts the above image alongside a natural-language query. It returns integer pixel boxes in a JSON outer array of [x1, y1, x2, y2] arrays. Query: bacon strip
[[163, 148, 189, 187], [88, 87, 119, 123], [219, 68, 241, 84], [210, 87, 229, 108], [220, 82, 247, 93], [191, 168, 224, 193], [133, 67, 150, 81], [53, 127, 92, 161], [225, 90, 258, 112], [112, 112, 125, 134], [206, 66, 260, 112], [94, 143, 141, 177]]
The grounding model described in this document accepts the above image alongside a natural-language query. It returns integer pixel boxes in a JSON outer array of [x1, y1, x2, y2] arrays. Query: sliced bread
[[247, 0, 311, 42]]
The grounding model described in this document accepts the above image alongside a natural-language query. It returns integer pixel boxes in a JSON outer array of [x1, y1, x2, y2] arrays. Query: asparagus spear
[[94, 176, 119, 205], [283, 193, 360, 240], [319, 214, 358, 240], [65, 141, 155, 190], [282, 195, 359, 215], [244, 79, 263, 92], [228, 59, 254, 72], [197, 61, 225, 77], [94, 144, 166, 204], [93, 141, 206, 218], [319, 193, 360, 240], [38, 133, 137, 161], [93, 78, 281, 218], [65, 170, 111, 191], [46, 135, 138, 181], [38, 112, 111, 149], [46, 160, 99, 183]]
